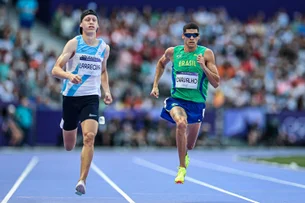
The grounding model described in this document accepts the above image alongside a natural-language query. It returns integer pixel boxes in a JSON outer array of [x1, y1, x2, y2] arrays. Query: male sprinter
[[150, 22, 220, 184], [52, 9, 113, 195]]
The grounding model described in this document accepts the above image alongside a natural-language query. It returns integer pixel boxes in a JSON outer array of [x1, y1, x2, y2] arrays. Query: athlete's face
[[80, 15, 99, 33], [182, 29, 200, 49]]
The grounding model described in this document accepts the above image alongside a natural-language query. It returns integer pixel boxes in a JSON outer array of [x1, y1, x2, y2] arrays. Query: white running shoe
[[75, 180, 86, 196]]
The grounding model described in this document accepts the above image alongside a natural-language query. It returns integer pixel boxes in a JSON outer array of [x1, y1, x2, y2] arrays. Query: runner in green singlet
[[150, 22, 220, 184]]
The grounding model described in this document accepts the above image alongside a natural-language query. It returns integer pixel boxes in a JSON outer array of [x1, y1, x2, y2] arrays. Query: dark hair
[[183, 22, 199, 33], [79, 9, 99, 34]]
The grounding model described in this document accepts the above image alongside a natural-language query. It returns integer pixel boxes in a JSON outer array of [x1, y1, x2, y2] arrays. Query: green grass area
[[256, 156, 305, 167]]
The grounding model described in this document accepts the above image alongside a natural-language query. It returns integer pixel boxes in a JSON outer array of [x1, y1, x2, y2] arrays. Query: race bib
[[176, 72, 198, 89], [78, 60, 102, 76]]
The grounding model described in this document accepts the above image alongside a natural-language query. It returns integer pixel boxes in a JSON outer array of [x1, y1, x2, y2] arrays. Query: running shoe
[[75, 180, 86, 196], [175, 167, 186, 184]]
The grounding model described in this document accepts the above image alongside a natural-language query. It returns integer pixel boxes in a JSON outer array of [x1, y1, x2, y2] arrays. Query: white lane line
[[91, 162, 136, 203], [1, 156, 39, 203], [192, 158, 305, 189], [133, 157, 260, 203]]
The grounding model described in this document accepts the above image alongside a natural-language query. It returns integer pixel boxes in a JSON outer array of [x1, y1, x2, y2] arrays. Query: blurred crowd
[[0, 1, 305, 147]]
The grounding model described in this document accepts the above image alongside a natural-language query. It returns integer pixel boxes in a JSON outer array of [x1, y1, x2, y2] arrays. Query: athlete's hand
[[68, 73, 82, 84], [104, 92, 113, 105], [197, 54, 205, 66], [150, 87, 159, 98]]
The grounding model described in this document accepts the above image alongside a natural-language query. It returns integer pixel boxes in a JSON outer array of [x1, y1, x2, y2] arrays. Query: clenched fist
[[150, 87, 159, 98]]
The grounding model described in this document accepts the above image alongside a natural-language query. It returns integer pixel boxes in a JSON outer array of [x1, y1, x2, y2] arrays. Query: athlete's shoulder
[[173, 45, 184, 54], [198, 45, 213, 55], [64, 37, 78, 50], [69, 35, 82, 44], [170, 45, 183, 57], [66, 35, 81, 47], [105, 44, 110, 51], [97, 37, 108, 45], [96, 37, 110, 56], [164, 47, 174, 58], [198, 45, 214, 54], [104, 44, 110, 57]]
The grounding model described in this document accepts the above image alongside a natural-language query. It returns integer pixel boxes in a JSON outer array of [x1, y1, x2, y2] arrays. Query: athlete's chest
[[174, 52, 200, 72], [76, 53, 103, 76], [173, 52, 202, 89]]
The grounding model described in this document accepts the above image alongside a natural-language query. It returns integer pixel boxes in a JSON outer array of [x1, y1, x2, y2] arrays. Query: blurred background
[[0, 0, 305, 149]]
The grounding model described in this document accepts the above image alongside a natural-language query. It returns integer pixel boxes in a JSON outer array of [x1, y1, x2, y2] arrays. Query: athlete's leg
[[186, 123, 202, 150], [170, 106, 188, 168], [61, 96, 79, 151], [63, 129, 77, 151], [183, 123, 202, 168], [79, 119, 98, 182]]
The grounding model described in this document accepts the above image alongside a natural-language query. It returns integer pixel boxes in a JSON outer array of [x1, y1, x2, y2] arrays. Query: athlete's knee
[[83, 131, 96, 147], [176, 118, 187, 131]]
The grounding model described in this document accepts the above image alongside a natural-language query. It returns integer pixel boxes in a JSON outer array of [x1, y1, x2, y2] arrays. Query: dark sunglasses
[[184, 33, 199, 38]]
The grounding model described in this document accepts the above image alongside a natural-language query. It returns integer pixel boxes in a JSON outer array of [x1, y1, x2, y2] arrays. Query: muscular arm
[[101, 45, 111, 94], [201, 49, 220, 88], [152, 47, 174, 88], [51, 38, 77, 80]]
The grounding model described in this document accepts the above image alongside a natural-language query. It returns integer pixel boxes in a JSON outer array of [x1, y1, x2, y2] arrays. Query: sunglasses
[[184, 33, 199, 38]]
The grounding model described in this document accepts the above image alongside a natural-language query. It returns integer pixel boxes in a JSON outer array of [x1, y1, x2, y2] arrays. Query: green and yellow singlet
[[171, 45, 209, 103]]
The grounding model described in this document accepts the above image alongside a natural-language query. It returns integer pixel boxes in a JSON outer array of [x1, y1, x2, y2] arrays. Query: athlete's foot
[[75, 180, 86, 196], [175, 167, 186, 184], [185, 153, 190, 168]]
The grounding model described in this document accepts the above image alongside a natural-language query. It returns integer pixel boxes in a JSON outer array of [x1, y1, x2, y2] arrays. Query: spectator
[[16, 0, 38, 39]]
